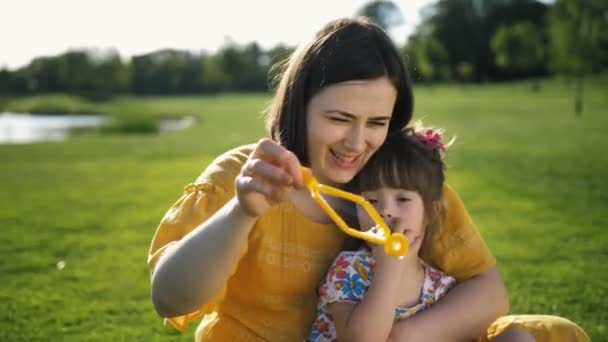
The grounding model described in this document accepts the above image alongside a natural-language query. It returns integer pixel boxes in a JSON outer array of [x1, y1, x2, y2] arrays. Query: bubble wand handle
[[301, 167, 409, 257]]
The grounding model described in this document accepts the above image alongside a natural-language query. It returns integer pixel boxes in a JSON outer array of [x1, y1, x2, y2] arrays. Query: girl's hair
[[265, 17, 413, 165], [350, 126, 447, 256]]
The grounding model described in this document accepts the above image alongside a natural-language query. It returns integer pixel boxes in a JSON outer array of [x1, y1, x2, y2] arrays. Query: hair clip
[[301, 167, 409, 257], [416, 128, 446, 152]]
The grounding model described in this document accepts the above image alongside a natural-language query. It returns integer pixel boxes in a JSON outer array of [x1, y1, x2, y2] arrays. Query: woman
[[149, 17, 589, 342]]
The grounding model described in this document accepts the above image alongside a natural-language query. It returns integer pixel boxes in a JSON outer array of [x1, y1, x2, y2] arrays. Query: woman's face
[[306, 77, 397, 186]]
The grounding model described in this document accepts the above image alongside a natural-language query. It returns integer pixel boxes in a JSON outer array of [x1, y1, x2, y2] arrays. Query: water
[[0, 112, 194, 144]]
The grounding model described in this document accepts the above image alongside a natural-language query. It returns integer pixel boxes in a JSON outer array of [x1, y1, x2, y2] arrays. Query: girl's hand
[[367, 226, 405, 272], [235, 138, 303, 218]]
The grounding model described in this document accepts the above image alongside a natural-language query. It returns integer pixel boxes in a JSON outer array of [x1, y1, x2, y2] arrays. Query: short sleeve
[[147, 145, 254, 330], [422, 184, 496, 281], [433, 270, 456, 300], [318, 251, 373, 306]]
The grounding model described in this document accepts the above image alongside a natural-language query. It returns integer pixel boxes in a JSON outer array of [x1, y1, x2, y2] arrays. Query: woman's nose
[[344, 125, 366, 151]]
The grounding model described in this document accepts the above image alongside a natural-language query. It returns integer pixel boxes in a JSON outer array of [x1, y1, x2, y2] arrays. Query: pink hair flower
[[418, 129, 445, 152]]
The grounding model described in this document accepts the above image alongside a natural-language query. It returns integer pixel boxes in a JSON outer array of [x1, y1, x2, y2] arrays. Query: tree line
[[0, 0, 605, 99]]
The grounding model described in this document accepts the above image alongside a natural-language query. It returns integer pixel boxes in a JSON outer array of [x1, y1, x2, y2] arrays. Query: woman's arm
[[387, 268, 509, 342], [329, 259, 403, 342], [151, 197, 257, 318], [151, 139, 302, 318]]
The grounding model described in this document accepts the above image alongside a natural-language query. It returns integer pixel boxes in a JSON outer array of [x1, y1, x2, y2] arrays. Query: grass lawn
[[1, 77, 606, 341]]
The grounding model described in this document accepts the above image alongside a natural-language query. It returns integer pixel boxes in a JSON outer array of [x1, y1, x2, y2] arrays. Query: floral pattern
[[308, 248, 455, 341]]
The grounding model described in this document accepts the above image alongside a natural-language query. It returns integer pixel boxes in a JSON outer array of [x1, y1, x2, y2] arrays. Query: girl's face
[[357, 187, 427, 251], [306, 77, 397, 186]]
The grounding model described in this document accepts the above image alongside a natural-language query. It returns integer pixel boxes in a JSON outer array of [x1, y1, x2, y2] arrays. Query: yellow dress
[[148, 144, 589, 342]]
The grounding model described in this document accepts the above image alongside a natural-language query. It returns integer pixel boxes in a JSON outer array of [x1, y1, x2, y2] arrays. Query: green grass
[[1, 77, 606, 341], [1, 93, 101, 114]]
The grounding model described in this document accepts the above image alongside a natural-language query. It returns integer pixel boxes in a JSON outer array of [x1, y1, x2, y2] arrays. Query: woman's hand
[[235, 138, 303, 217]]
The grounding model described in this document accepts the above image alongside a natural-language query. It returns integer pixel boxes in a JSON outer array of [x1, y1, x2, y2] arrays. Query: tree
[[410, 0, 549, 82], [200, 53, 227, 93], [87, 49, 129, 98], [0, 69, 11, 93], [28, 56, 66, 92], [491, 22, 545, 77], [548, 0, 608, 115], [356, 0, 404, 32], [413, 34, 451, 81], [18, 49, 129, 98], [130, 49, 202, 94]]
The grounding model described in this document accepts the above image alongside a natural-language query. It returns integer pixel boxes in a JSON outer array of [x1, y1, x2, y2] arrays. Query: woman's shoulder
[[195, 144, 256, 190], [438, 183, 474, 236], [441, 183, 463, 208]]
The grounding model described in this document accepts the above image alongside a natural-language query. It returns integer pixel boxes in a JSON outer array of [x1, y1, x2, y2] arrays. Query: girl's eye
[[397, 197, 410, 203], [365, 198, 378, 204], [330, 117, 349, 122]]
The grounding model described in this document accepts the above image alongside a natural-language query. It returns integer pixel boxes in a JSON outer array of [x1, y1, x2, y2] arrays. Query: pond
[[0, 112, 194, 144]]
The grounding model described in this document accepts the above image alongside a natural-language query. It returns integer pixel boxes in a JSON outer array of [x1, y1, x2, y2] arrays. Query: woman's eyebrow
[[325, 110, 391, 121]]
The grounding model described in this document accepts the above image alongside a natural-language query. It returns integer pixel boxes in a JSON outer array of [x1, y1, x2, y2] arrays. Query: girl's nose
[[380, 212, 397, 229], [378, 202, 394, 219], [380, 211, 392, 219]]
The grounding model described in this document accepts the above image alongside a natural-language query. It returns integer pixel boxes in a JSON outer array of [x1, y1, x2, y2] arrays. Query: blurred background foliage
[[1, 0, 606, 115]]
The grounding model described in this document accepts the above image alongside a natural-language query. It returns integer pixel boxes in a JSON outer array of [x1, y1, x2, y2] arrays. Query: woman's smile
[[328, 148, 363, 169]]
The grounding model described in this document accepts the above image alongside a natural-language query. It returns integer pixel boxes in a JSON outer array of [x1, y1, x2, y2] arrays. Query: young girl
[[309, 126, 455, 341]]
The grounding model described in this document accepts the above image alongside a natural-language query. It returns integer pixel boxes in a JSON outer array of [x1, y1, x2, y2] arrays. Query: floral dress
[[308, 248, 456, 341]]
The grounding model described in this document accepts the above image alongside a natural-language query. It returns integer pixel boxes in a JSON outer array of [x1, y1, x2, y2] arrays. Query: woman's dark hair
[[265, 17, 413, 165]]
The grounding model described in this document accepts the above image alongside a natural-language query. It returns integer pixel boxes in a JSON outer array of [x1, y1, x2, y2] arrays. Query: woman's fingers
[[253, 138, 303, 188], [253, 138, 285, 163], [283, 150, 304, 188], [235, 172, 287, 217], [236, 175, 282, 201], [235, 138, 303, 217], [244, 158, 292, 186]]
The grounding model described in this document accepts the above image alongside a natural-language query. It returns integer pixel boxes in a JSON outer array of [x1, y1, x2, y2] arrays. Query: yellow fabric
[[422, 184, 496, 281], [479, 315, 590, 342], [148, 144, 588, 341]]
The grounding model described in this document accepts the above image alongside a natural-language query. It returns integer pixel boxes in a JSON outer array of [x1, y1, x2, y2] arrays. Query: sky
[[0, 0, 438, 70]]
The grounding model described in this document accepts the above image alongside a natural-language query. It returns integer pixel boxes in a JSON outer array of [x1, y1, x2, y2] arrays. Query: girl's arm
[[387, 267, 509, 342], [151, 139, 302, 318], [328, 259, 404, 342]]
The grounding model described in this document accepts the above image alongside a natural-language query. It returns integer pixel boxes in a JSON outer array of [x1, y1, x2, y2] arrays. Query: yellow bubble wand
[[301, 167, 409, 257]]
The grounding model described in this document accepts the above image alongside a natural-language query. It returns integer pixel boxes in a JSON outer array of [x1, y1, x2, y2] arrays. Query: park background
[[1, 0, 606, 340]]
